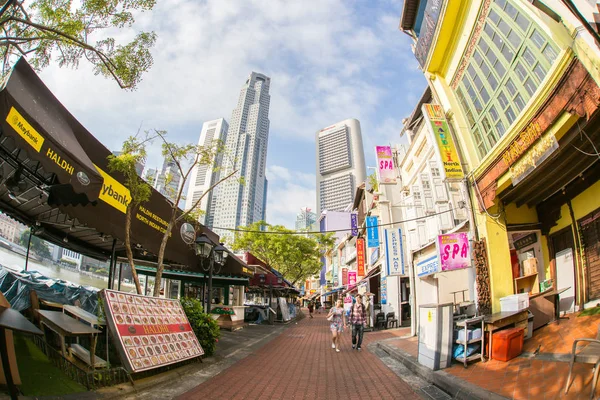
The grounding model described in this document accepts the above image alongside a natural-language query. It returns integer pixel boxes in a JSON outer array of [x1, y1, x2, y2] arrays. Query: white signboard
[[417, 255, 440, 278], [384, 228, 404, 275]]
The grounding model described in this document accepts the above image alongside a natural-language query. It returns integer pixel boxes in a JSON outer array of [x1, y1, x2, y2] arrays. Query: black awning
[[0, 58, 103, 203]]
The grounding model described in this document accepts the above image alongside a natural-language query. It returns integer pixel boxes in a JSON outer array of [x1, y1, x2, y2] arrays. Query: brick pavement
[[178, 311, 419, 400], [385, 312, 600, 400]]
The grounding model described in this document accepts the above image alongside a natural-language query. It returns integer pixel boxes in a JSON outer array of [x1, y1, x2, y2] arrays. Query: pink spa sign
[[437, 232, 470, 272]]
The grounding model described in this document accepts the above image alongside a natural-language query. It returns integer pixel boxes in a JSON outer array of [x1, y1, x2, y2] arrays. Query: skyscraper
[[295, 207, 317, 231], [154, 157, 182, 204], [212, 72, 271, 240], [316, 119, 366, 215], [185, 118, 229, 226]]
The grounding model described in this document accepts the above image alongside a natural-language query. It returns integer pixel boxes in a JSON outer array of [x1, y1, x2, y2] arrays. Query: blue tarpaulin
[[0, 265, 100, 314]]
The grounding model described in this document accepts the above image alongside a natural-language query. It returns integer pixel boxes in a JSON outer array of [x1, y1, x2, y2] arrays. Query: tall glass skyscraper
[[316, 119, 366, 215], [185, 118, 229, 226], [212, 72, 271, 240]]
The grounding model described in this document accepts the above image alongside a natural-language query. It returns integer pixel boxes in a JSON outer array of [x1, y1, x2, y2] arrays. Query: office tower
[[154, 158, 182, 203], [144, 168, 158, 187], [316, 119, 366, 215], [295, 207, 317, 231], [211, 72, 271, 240], [185, 118, 229, 226]]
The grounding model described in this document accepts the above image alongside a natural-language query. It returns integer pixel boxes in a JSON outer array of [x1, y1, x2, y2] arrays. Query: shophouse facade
[[400, 0, 600, 312]]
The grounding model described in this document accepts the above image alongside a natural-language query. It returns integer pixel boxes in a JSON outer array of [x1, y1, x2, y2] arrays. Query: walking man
[[348, 294, 367, 351]]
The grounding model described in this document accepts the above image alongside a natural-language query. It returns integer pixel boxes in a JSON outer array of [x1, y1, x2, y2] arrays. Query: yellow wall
[[550, 179, 600, 235]]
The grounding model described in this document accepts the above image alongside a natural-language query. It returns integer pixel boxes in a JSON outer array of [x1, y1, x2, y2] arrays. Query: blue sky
[[39, 0, 426, 228]]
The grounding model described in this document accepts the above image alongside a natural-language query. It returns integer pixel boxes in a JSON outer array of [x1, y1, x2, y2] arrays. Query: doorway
[[550, 227, 576, 313]]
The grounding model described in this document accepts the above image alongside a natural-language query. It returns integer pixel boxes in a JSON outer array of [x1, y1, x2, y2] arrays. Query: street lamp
[[195, 233, 228, 313]]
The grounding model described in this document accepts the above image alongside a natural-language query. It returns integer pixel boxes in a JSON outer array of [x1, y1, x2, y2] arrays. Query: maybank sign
[[6, 107, 44, 152], [94, 165, 131, 214]]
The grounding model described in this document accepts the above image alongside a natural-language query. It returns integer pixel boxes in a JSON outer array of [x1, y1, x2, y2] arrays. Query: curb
[[376, 341, 509, 400]]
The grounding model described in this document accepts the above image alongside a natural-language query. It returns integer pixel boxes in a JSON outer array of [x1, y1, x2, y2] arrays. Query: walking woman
[[307, 301, 314, 318], [327, 299, 346, 352]]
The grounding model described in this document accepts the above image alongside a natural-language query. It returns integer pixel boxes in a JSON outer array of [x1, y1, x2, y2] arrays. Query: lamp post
[[195, 233, 228, 314]]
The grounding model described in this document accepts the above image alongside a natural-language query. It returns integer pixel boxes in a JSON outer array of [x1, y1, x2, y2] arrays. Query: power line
[[212, 208, 457, 235]]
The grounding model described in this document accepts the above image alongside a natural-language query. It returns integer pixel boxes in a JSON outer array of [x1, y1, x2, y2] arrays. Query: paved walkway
[[383, 311, 600, 399], [178, 311, 419, 400]]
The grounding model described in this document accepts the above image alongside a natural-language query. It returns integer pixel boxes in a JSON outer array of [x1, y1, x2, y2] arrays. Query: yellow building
[[400, 0, 600, 317]]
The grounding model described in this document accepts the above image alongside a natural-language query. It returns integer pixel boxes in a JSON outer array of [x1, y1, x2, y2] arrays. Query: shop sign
[[348, 271, 357, 287], [437, 233, 470, 272], [370, 247, 380, 265], [357, 238, 365, 276], [102, 289, 204, 373], [342, 268, 348, 286], [310, 289, 316, 294], [422, 104, 464, 180], [381, 274, 387, 305], [351, 213, 358, 236], [513, 232, 537, 251], [358, 280, 368, 295], [510, 134, 558, 185], [414, 0, 443, 68], [366, 216, 380, 248], [376, 145, 397, 184], [417, 255, 440, 278], [502, 121, 543, 167], [180, 223, 195, 245], [384, 228, 404, 276]]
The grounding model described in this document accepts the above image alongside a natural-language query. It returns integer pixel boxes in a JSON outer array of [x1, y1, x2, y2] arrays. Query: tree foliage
[[107, 132, 154, 294], [0, 0, 157, 89], [110, 129, 238, 297], [19, 229, 50, 258], [231, 221, 335, 286]]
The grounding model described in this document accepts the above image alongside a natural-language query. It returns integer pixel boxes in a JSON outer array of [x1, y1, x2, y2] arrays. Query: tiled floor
[[386, 312, 600, 399], [177, 312, 418, 400]]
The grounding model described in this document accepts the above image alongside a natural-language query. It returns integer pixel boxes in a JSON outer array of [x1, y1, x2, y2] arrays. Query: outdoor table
[[545, 287, 571, 324], [0, 307, 43, 400], [483, 310, 529, 360], [36, 310, 101, 368], [39, 299, 64, 310]]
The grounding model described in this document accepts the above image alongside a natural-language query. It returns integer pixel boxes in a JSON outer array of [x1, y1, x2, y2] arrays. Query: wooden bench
[[69, 344, 107, 368]]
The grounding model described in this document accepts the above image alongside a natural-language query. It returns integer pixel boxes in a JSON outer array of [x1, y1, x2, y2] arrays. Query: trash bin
[[525, 311, 534, 340], [418, 303, 453, 370]]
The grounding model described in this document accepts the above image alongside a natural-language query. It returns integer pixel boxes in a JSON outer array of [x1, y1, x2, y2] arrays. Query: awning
[[0, 58, 103, 203], [322, 287, 345, 297]]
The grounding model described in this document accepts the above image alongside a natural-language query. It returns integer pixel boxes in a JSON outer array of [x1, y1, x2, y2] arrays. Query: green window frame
[[455, 0, 559, 160]]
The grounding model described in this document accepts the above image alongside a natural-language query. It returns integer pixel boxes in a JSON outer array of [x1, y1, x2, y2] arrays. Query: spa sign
[[102, 290, 204, 373], [437, 233, 470, 272]]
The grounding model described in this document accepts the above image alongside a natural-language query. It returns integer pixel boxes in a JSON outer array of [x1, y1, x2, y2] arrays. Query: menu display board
[[102, 289, 204, 373]]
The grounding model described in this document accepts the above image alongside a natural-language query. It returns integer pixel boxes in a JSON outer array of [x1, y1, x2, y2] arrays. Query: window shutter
[[417, 221, 427, 247], [437, 203, 453, 230], [429, 161, 448, 202], [421, 173, 435, 213]]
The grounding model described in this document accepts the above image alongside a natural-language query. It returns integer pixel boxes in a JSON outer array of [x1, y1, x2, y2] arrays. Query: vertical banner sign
[[376, 146, 397, 184], [320, 258, 326, 286], [437, 232, 470, 271], [366, 216, 380, 248], [422, 104, 464, 180], [356, 238, 366, 277], [348, 271, 357, 287], [350, 213, 358, 236], [381, 275, 388, 305], [102, 289, 204, 373], [384, 228, 405, 275], [342, 268, 348, 286]]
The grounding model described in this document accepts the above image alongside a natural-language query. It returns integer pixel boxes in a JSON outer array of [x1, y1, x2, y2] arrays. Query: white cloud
[[265, 166, 315, 228], [30, 1, 425, 230]]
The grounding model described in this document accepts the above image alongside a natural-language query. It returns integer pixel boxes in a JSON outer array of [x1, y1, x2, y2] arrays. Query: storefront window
[[455, 0, 559, 160]]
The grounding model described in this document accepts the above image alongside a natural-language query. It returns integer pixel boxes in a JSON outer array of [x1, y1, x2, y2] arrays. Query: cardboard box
[[523, 258, 538, 275]]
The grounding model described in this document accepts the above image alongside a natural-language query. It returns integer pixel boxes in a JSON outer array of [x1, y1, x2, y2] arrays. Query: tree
[[0, 0, 157, 89], [19, 229, 50, 258], [232, 221, 335, 286], [110, 129, 238, 297], [107, 133, 153, 294]]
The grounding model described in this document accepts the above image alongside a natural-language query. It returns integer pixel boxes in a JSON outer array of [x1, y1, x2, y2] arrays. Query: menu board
[[102, 289, 204, 373]]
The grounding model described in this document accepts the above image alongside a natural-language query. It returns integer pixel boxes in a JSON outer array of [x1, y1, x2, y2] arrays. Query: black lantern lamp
[[194, 233, 214, 258]]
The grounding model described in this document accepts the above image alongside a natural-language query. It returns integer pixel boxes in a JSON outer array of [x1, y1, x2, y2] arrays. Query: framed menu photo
[[101, 289, 204, 373]]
